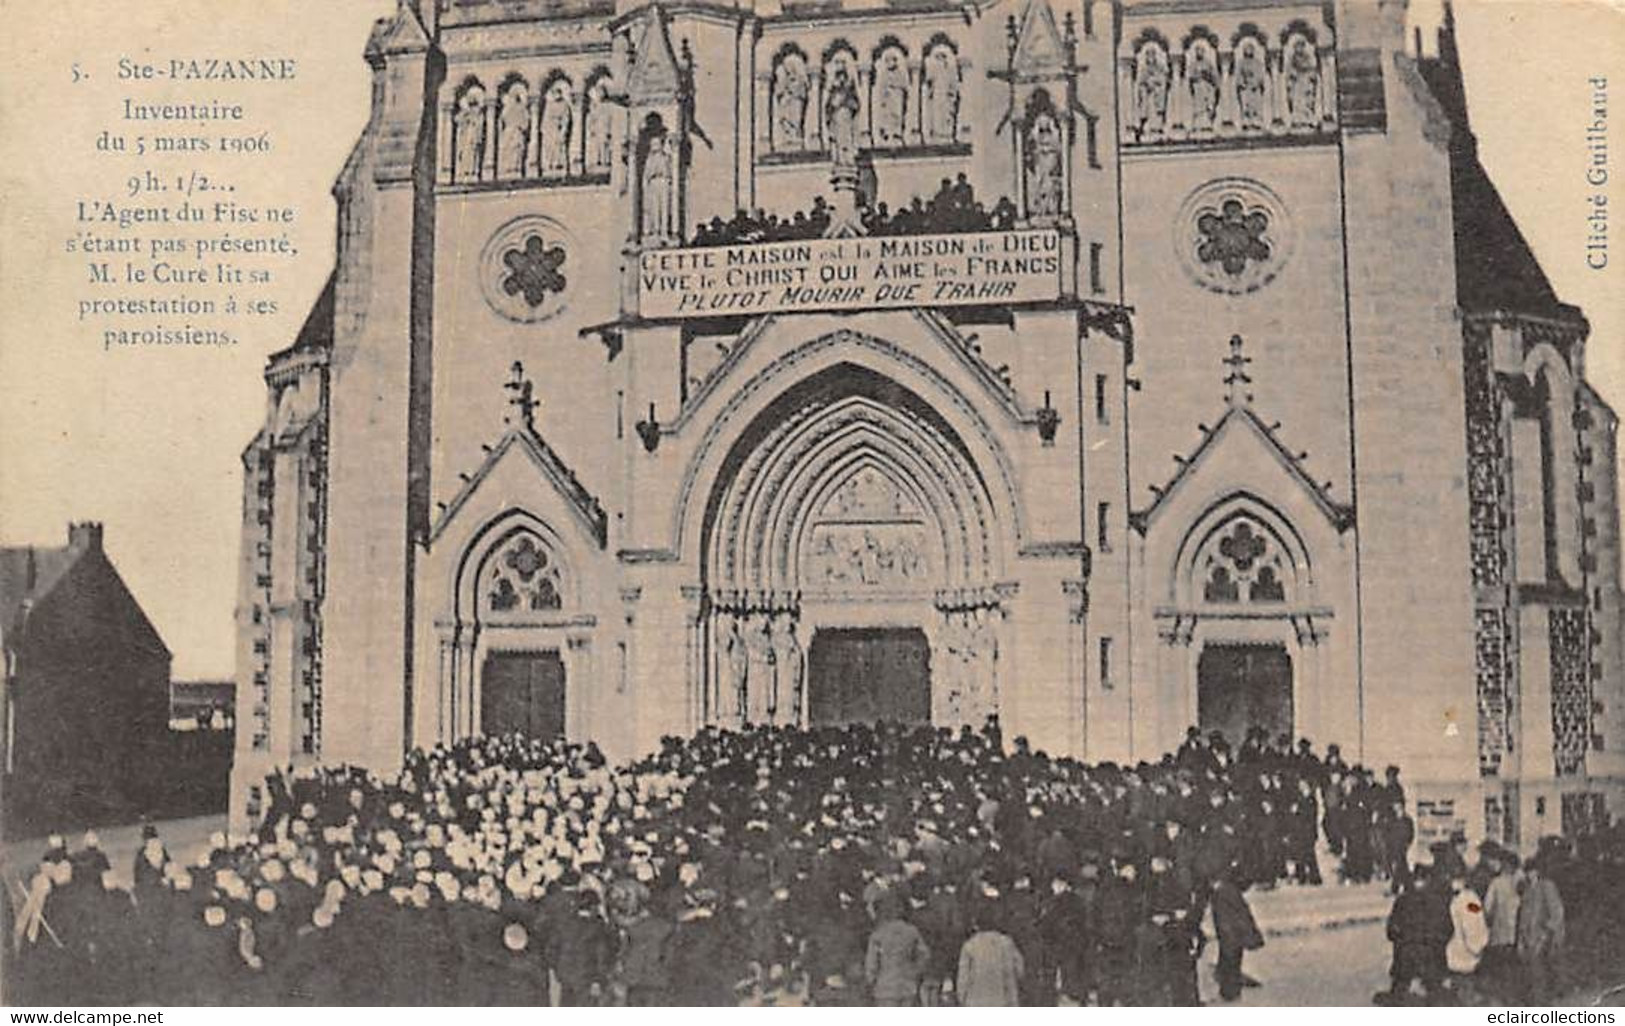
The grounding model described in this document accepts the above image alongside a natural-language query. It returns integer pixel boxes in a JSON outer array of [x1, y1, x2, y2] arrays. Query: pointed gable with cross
[[428, 363, 609, 552], [1132, 335, 1354, 539]]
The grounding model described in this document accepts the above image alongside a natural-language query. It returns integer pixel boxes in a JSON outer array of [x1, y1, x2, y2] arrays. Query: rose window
[[501, 234, 568, 309], [1175, 179, 1291, 296], [480, 215, 575, 323], [1197, 200, 1272, 278]]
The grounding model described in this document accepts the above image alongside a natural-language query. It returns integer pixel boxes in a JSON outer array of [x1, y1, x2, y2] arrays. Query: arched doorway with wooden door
[[1197, 642, 1292, 747], [1153, 494, 1335, 753], [439, 511, 598, 744], [695, 359, 1012, 731]]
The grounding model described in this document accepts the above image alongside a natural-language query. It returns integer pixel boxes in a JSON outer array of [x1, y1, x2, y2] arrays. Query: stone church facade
[[233, 0, 1624, 849]]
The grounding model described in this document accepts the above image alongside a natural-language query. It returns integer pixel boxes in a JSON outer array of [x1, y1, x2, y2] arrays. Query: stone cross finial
[[1223, 334, 1253, 407], [504, 361, 539, 430]]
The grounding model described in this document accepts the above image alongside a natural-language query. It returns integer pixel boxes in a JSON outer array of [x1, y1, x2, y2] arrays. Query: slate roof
[[1419, 7, 1584, 322], [0, 545, 81, 641], [0, 530, 170, 659]]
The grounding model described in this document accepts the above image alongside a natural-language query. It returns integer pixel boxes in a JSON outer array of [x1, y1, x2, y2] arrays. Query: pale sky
[[0, 0, 1620, 680]]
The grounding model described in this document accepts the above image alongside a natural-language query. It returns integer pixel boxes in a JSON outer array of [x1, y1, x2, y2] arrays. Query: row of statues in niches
[[445, 73, 617, 185], [763, 38, 968, 157], [439, 35, 973, 188], [703, 602, 1005, 729], [1123, 26, 1337, 144]]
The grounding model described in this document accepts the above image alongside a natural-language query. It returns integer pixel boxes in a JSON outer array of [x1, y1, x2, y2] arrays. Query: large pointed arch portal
[[697, 364, 1007, 730]]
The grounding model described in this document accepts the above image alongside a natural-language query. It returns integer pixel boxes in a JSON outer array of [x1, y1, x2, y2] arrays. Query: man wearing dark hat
[[1210, 865, 1263, 1002], [1094, 859, 1143, 1006], [1516, 853, 1566, 1002], [864, 889, 930, 1006], [620, 886, 676, 1005], [1376, 866, 1451, 1004], [1039, 866, 1095, 1005], [552, 888, 617, 1006], [666, 888, 739, 1006]]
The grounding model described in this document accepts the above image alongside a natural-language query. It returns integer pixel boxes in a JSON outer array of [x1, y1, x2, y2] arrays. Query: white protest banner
[[636, 228, 1064, 319]]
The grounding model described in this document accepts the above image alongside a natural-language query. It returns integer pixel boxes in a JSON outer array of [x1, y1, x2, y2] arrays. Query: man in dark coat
[[1094, 861, 1144, 1006], [620, 896, 675, 1005], [1381, 803, 1416, 893], [1376, 867, 1452, 1004], [1210, 869, 1263, 1002], [666, 890, 741, 1006], [1039, 868, 1096, 1005], [552, 890, 617, 1005]]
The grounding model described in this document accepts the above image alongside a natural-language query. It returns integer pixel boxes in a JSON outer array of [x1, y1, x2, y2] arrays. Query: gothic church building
[[235, 0, 1624, 849]]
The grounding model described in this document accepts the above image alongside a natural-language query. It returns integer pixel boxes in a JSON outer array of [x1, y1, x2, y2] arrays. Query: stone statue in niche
[[770, 613, 803, 724], [923, 47, 960, 144], [1285, 37, 1320, 128], [773, 55, 809, 150], [1132, 42, 1170, 137], [498, 85, 530, 178], [745, 615, 774, 724], [1234, 38, 1270, 129], [584, 82, 614, 172], [720, 614, 749, 725], [454, 88, 486, 182], [1187, 42, 1220, 133], [824, 62, 861, 166], [541, 81, 574, 176], [641, 132, 674, 240], [1025, 109, 1064, 218], [873, 49, 909, 146]]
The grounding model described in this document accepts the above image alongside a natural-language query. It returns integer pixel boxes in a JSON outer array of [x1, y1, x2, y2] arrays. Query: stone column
[[1167, 53, 1188, 138], [533, 91, 546, 178], [483, 96, 498, 181], [1217, 53, 1238, 132], [458, 628, 480, 738], [756, 72, 774, 152], [957, 57, 972, 142], [438, 101, 455, 182], [566, 635, 593, 741], [1118, 58, 1135, 143], [682, 586, 707, 733], [1318, 51, 1337, 126], [436, 630, 453, 744], [856, 63, 873, 148], [906, 61, 923, 145], [806, 69, 823, 150], [1269, 48, 1288, 131], [571, 88, 587, 178]]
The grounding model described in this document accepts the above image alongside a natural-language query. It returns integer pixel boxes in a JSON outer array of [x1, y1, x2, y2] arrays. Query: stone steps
[[1244, 880, 1393, 937]]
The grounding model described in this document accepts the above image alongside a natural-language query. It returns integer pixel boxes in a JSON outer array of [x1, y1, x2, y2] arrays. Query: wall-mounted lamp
[[635, 402, 661, 453], [1036, 390, 1060, 446]]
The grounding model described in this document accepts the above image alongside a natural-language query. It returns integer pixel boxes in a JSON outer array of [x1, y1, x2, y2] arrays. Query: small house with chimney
[[0, 522, 171, 835]]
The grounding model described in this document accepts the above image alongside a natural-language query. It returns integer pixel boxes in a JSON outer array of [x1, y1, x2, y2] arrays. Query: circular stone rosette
[[1173, 178, 1292, 296], [480, 215, 576, 323]]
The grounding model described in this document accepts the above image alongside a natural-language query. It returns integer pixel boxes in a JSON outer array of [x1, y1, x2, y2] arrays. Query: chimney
[[68, 521, 104, 552]]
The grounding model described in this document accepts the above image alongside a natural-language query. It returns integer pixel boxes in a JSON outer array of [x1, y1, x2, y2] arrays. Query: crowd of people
[[1375, 829, 1625, 1006], [4, 719, 1621, 1007], [689, 175, 1020, 249]]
